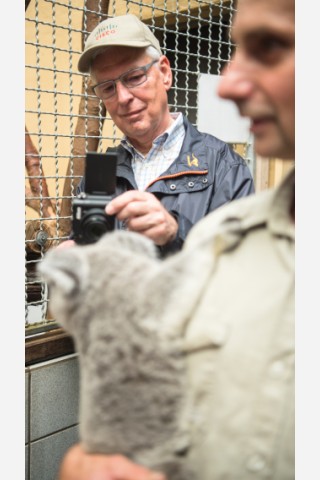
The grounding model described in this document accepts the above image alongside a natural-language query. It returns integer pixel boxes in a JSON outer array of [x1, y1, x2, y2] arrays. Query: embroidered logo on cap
[[95, 23, 117, 41]]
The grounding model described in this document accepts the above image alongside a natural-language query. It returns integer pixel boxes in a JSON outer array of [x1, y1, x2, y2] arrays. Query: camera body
[[72, 151, 118, 245], [72, 192, 115, 245]]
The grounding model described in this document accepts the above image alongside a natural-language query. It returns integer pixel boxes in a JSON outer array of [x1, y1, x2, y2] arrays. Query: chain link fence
[[25, 0, 249, 333]]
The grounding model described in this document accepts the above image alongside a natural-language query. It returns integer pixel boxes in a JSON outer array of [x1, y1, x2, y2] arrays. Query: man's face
[[91, 47, 173, 150], [217, 0, 295, 160]]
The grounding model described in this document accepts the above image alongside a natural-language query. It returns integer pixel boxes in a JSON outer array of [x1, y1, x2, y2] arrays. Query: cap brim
[[78, 41, 160, 73]]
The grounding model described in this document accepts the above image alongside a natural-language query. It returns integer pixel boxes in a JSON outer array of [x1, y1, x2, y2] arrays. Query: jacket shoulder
[[181, 116, 249, 172]]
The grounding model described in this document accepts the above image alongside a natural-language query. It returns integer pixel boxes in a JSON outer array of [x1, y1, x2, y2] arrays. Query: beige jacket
[[181, 167, 295, 479], [40, 167, 294, 479]]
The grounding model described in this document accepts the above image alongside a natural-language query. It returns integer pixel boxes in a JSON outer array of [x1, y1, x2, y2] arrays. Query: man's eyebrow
[[244, 26, 288, 42]]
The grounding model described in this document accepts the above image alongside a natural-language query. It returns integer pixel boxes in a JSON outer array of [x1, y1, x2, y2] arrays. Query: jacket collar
[[116, 115, 210, 175]]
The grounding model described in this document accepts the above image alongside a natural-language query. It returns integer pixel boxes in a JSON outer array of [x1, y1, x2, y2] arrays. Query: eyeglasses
[[92, 59, 159, 101]]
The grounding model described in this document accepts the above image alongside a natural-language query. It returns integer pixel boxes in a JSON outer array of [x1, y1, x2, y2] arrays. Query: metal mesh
[[25, 0, 246, 332]]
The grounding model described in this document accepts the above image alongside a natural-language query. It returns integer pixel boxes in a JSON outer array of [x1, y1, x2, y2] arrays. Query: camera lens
[[81, 209, 114, 244]]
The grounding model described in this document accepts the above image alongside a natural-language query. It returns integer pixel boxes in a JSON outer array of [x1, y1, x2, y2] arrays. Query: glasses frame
[[92, 59, 159, 100]]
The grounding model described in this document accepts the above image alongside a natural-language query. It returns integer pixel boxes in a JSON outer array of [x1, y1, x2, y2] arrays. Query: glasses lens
[[123, 69, 147, 88], [93, 61, 157, 99], [94, 81, 115, 100]]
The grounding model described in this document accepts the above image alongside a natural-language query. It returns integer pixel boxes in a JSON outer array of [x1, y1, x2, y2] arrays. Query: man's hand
[[106, 191, 178, 246], [58, 444, 166, 480], [55, 239, 76, 250]]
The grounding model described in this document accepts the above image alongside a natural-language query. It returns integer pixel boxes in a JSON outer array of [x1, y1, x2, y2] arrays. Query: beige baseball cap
[[78, 14, 162, 73]]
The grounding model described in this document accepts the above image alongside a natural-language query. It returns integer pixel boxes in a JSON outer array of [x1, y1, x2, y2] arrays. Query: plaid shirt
[[121, 112, 185, 191]]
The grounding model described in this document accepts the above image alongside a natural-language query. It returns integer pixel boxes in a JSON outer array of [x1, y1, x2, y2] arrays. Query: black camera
[[72, 151, 118, 245]]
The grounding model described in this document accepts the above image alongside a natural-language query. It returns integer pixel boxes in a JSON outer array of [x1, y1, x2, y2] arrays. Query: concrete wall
[[25, 354, 80, 480]]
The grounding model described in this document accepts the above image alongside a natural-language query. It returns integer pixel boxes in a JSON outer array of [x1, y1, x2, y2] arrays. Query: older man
[[67, 14, 254, 256]]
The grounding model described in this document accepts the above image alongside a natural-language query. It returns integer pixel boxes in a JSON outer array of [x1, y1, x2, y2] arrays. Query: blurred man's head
[[218, 0, 295, 160]]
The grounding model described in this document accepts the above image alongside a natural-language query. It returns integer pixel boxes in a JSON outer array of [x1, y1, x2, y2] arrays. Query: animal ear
[[38, 247, 89, 299], [37, 247, 90, 337], [38, 247, 91, 345]]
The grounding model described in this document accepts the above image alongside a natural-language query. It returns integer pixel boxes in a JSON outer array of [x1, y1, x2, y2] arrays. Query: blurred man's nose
[[217, 60, 253, 101]]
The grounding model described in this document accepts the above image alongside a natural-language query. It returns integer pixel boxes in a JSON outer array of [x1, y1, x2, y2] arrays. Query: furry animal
[[38, 230, 212, 479]]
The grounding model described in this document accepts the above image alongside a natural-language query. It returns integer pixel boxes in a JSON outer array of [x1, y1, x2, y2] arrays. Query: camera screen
[[84, 151, 117, 196]]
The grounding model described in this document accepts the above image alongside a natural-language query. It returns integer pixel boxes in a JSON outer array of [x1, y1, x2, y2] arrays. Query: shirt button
[[246, 454, 266, 472], [170, 184, 177, 190], [188, 181, 195, 188], [202, 178, 208, 184]]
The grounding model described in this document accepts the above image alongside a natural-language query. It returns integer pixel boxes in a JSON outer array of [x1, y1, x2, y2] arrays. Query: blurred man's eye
[[246, 32, 290, 65]]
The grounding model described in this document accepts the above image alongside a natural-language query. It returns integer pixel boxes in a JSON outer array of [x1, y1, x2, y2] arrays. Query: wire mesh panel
[[25, 0, 240, 333]]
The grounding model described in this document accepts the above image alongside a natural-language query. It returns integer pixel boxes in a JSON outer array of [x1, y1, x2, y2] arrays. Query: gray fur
[[38, 230, 214, 479]]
